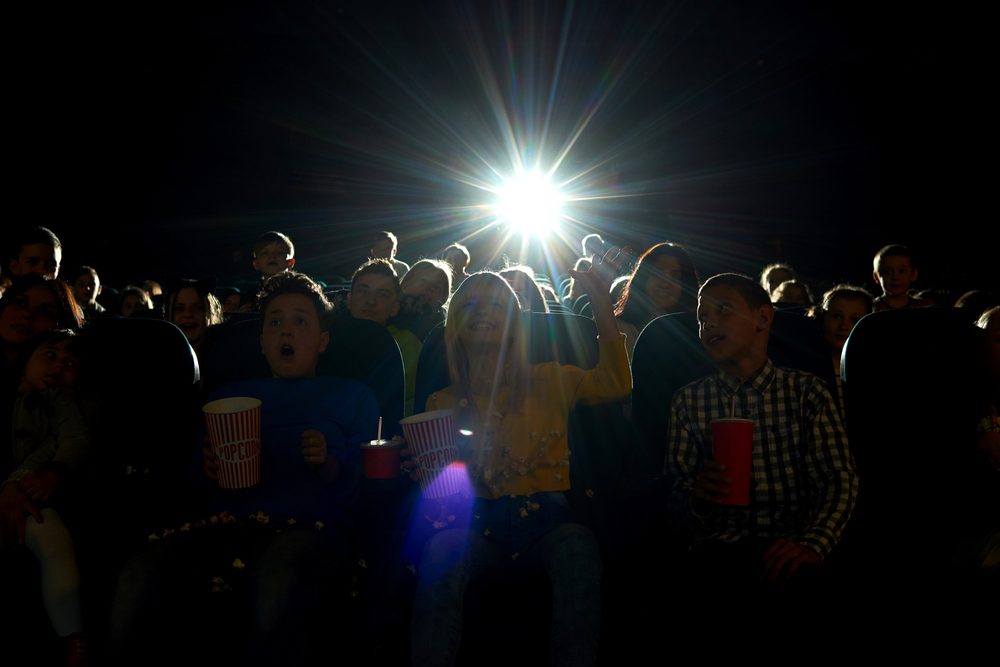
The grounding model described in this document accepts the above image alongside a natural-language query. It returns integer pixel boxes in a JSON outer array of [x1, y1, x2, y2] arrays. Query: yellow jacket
[[427, 334, 631, 498]]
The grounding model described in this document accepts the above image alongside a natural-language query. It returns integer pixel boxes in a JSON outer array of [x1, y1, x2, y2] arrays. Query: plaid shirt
[[665, 359, 858, 560]]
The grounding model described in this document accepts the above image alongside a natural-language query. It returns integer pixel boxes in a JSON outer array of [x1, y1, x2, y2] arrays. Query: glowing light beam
[[492, 170, 565, 236]]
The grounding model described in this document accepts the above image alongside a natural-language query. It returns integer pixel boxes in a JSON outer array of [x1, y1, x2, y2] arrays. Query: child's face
[[822, 296, 869, 353], [73, 272, 101, 306], [10, 243, 61, 279], [120, 294, 144, 317], [22, 339, 79, 392], [644, 254, 683, 313], [222, 293, 242, 312], [454, 280, 516, 350], [874, 255, 917, 297], [349, 273, 400, 326], [253, 242, 294, 276], [260, 293, 329, 379], [402, 266, 449, 308], [0, 285, 60, 345], [697, 285, 771, 370], [171, 287, 208, 345]]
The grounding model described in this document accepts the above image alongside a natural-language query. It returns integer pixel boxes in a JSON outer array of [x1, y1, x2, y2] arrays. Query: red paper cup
[[361, 439, 402, 479], [399, 409, 461, 498], [711, 418, 754, 506], [203, 397, 262, 489]]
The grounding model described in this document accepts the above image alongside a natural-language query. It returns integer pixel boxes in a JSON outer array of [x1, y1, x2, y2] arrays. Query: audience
[[1, 224, 995, 663]]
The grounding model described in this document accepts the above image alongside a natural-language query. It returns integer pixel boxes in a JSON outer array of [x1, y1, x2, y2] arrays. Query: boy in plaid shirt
[[665, 273, 858, 582]]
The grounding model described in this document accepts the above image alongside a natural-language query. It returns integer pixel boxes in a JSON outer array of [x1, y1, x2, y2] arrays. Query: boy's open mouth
[[280, 343, 295, 357], [705, 334, 725, 345]]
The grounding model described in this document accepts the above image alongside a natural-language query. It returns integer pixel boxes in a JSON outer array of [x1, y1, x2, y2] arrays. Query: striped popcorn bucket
[[203, 397, 262, 489], [399, 409, 463, 498]]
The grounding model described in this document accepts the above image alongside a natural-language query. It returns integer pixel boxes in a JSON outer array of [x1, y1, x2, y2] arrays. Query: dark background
[[10, 1, 993, 297]]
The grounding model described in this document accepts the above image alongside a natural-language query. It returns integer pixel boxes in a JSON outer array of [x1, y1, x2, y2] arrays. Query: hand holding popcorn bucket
[[203, 397, 262, 489], [399, 409, 464, 498]]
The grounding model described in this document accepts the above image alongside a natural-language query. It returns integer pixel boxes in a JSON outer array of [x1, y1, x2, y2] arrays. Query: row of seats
[[77, 307, 987, 581], [6, 307, 986, 660]]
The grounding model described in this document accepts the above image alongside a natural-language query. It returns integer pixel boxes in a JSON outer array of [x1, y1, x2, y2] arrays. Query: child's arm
[[794, 379, 859, 560], [17, 465, 68, 503], [664, 395, 713, 523], [9, 390, 89, 486], [570, 247, 623, 340], [760, 537, 821, 582], [302, 429, 340, 482], [0, 480, 44, 546], [564, 251, 633, 405]]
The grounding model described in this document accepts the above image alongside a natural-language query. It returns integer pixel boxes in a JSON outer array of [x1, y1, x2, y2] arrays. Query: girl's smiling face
[[171, 287, 208, 345], [454, 279, 518, 350]]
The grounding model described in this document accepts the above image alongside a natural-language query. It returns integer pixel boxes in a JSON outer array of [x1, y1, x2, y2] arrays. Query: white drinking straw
[[377, 416, 383, 442]]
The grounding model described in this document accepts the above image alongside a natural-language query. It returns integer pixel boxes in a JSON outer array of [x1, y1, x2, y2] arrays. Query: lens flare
[[492, 170, 565, 236]]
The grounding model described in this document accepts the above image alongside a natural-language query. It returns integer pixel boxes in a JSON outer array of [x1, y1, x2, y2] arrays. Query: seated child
[[872, 244, 930, 311], [117, 286, 153, 317], [665, 274, 857, 587], [251, 231, 295, 278], [110, 271, 379, 666], [411, 256, 630, 667], [812, 284, 873, 422], [0, 329, 89, 663], [69, 266, 105, 317]]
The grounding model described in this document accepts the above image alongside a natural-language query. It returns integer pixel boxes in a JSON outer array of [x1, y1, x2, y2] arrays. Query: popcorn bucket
[[203, 397, 262, 489], [399, 409, 462, 498]]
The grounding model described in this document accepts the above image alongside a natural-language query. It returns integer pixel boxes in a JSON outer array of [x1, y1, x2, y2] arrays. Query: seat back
[[631, 309, 831, 481], [76, 317, 202, 535], [842, 307, 982, 575]]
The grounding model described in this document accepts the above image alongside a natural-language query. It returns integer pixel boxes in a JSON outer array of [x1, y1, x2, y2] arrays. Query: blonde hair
[[444, 272, 529, 419]]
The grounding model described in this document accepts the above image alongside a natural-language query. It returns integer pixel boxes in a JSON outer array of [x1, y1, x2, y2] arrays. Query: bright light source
[[493, 170, 564, 236]]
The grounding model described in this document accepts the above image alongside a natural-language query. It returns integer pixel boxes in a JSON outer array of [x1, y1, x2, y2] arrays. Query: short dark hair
[[373, 231, 399, 250], [69, 266, 99, 282], [873, 244, 915, 270], [819, 284, 873, 312], [11, 226, 62, 258], [406, 258, 453, 295], [253, 231, 295, 258], [759, 262, 796, 290], [257, 271, 332, 331], [699, 273, 772, 310], [581, 233, 605, 256], [351, 258, 401, 296], [444, 243, 470, 263]]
